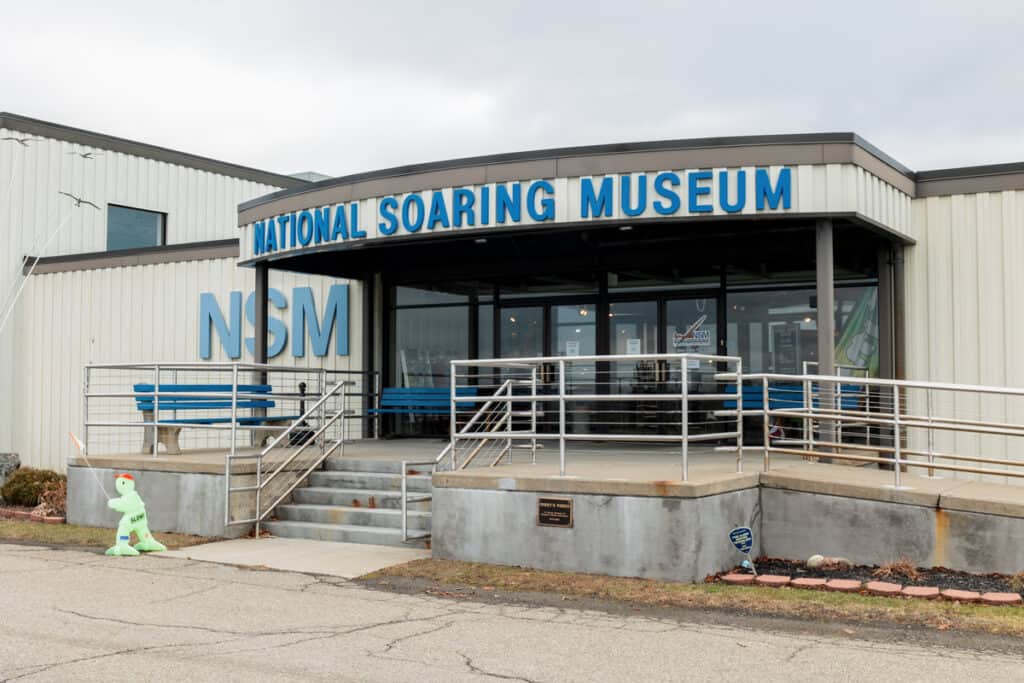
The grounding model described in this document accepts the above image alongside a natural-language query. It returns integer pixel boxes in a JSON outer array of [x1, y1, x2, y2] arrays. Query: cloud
[[1, 0, 1022, 175]]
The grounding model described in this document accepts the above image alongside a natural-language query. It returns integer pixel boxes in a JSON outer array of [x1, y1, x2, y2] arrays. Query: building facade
[[3, 113, 1024, 472]]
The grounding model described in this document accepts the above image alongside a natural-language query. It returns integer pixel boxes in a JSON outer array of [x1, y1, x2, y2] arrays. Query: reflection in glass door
[[500, 306, 544, 358], [553, 303, 596, 433], [666, 297, 718, 356], [609, 301, 658, 356]]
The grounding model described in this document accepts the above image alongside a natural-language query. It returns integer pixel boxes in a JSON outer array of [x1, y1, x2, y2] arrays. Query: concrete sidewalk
[[160, 537, 429, 578]]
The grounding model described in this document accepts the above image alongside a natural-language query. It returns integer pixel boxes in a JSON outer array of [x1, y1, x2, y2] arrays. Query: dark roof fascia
[[0, 112, 308, 190], [916, 161, 1024, 181], [22, 238, 239, 275], [239, 132, 915, 211]]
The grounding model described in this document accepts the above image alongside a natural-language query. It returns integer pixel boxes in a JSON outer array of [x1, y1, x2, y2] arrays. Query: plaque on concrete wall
[[537, 497, 573, 528]]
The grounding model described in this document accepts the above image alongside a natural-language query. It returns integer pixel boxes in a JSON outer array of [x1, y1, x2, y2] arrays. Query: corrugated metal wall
[[904, 189, 1024, 482], [0, 124, 285, 455], [14, 258, 361, 471]]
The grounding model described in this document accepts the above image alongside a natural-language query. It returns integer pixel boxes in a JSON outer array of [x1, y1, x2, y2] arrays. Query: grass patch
[[364, 559, 1024, 636], [0, 519, 210, 550]]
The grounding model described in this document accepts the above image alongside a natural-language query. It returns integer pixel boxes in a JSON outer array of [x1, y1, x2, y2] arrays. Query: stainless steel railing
[[399, 378, 518, 542], [748, 372, 1024, 487], [82, 362, 378, 459], [227, 379, 351, 532], [448, 353, 744, 480]]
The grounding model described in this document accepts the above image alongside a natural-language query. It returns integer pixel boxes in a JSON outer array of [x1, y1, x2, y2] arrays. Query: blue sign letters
[[199, 284, 349, 360], [252, 168, 793, 257]]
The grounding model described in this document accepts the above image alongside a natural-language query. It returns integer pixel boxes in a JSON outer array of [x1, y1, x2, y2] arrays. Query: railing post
[[803, 376, 813, 451], [836, 382, 844, 445], [762, 376, 771, 472], [558, 359, 567, 477], [449, 362, 457, 471], [893, 383, 903, 488], [926, 388, 935, 477], [506, 378, 513, 464], [401, 461, 408, 542], [735, 358, 744, 473], [230, 363, 239, 459], [152, 364, 160, 459], [255, 448, 262, 537], [681, 358, 689, 482], [320, 368, 327, 452], [81, 366, 89, 457], [530, 365, 538, 465]]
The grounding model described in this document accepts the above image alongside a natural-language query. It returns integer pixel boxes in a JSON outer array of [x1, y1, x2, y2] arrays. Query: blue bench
[[134, 383, 299, 454], [369, 387, 478, 417], [724, 382, 864, 411]]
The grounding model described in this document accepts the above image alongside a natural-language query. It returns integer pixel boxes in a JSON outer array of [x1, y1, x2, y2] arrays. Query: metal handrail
[[259, 380, 349, 457], [449, 353, 744, 480], [749, 372, 1024, 487], [398, 379, 521, 542]]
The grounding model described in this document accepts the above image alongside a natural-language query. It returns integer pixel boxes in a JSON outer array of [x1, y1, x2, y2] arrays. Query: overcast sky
[[2, 1, 1021, 177]]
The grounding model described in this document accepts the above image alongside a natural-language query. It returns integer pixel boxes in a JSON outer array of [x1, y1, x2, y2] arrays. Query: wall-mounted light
[[508, 316, 517, 323], [474, 238, 488, 244], [619, 225, 633, 232], [579, 307, 589, 317]]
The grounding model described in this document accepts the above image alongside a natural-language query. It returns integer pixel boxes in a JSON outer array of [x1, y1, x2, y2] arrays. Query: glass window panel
[[609, 301, 657, 355], [107, 205, 164, 251], [666, 298, 718, 355], [726, 288, 816, 374], [393, 306, 468, 388], [500, 306, 544, 358], [725, 286, 878, 376], [478, 304, 494, 359]]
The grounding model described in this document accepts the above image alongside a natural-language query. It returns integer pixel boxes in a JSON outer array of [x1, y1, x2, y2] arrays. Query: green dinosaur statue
[[105, 473, 167, 556]]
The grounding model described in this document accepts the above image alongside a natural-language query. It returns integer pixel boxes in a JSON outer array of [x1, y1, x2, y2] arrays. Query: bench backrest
[[381, 386, 477, 411], [133, 383, 276, 412], [725, 382, 865, 410]]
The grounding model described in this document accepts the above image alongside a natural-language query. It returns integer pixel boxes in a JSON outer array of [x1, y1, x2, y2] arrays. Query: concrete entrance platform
[[160, 536, 429, 578]]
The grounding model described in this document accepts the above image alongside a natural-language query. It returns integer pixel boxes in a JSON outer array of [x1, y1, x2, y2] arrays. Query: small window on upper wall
[[107, 205, 166, 251]]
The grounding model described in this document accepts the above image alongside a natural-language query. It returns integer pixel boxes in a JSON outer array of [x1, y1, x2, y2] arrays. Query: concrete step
[[292, 487, 431, 510], [308, 470, 432, 492], [323, 458, 404, 474], [276, 503, 431, 531], [262, 520, 426, 547]]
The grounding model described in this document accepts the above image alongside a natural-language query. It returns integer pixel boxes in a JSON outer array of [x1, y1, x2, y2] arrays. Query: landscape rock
[[0, 453, 21, 502]]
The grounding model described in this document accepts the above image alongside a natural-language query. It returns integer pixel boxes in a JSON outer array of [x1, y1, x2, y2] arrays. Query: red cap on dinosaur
[[115, 473, 134, 480]]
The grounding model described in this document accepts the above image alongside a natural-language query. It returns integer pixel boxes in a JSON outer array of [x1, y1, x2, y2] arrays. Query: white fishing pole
[[0, 210, 73, 338], [68, 432, 111, 501]]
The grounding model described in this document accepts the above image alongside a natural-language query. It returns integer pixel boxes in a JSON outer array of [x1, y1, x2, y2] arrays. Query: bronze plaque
[[537, 497, 573, 528]]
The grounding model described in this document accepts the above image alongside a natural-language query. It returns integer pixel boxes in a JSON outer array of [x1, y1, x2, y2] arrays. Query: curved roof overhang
[[237, 132, 924, 273]]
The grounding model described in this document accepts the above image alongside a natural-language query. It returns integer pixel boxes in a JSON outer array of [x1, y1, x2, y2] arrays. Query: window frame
[[106, 203, 167, 252]]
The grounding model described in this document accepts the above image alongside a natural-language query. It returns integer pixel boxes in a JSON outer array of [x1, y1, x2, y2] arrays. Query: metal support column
[[254, 263, 269, 365], [815, 219, 836, 458]]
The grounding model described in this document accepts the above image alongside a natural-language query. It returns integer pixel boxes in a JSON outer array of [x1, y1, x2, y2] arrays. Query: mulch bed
[[742, 557, 1023, 597]]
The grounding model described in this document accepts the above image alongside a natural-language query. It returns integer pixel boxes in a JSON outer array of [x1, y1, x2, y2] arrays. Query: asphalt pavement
[[1, 542, 1022, 682]]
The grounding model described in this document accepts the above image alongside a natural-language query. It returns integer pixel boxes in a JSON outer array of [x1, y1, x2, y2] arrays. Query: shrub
[[873, 557, 922, 582], [37, 479, 67, 516], [0, 468, 66, 507]]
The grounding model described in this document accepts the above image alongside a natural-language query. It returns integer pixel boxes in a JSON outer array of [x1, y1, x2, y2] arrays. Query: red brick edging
[[0, 508, 65, 524], [718, 573, 1022, 607]]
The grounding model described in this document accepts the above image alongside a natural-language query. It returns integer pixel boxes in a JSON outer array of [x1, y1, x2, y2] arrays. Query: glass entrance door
[[666, 297, 718, 357], [499, 306, 544, 358]]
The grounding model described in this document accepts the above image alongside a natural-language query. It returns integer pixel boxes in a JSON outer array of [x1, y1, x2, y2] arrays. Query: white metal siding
[[904, 189, 1024, 482], [0, 124, 285, 455], [13, 258, 361, 471]]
